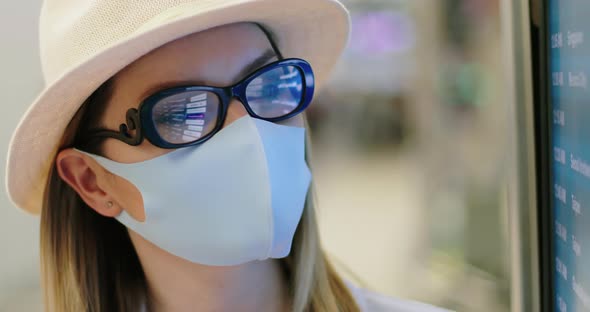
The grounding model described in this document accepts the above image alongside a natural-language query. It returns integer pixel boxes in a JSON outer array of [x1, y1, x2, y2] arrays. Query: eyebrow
[[139, 49, 278, 100]]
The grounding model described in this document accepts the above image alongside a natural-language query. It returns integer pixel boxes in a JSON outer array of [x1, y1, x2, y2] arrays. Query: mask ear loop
[[254, 23, 284, 60]]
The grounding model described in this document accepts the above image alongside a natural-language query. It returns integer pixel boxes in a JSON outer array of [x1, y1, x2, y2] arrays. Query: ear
[[56, 148, 123, 218]]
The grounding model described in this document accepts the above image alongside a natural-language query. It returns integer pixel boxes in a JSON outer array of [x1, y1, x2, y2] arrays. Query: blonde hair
[[40, 78, 360, 312]]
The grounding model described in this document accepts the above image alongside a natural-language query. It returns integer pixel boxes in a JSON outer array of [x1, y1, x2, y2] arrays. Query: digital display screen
[[549, 1, 590, 311]]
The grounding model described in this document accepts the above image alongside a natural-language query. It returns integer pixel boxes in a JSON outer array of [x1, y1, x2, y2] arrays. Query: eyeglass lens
[[245, 65, 303, 118], [151, 91, 220, 145]]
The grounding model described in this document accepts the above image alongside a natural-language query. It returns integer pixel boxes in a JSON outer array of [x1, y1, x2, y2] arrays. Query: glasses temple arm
[[84, 108, 144, 146]]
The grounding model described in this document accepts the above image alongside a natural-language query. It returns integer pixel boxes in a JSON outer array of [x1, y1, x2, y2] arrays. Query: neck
[[129, 231, 291, 312]]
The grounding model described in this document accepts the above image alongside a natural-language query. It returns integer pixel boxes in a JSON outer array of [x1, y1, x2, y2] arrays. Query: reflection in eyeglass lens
[[246, 66, 303, 118], [152, 91, 219, 144]]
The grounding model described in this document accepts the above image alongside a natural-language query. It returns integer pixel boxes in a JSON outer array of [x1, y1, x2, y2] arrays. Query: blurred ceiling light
[[349, 10, 415, 55]]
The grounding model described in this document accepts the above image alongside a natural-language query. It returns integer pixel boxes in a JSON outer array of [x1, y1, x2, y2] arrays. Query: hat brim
[[6, 0, 350, 214]]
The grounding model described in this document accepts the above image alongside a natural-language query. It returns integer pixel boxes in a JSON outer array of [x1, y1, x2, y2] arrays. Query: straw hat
[[6, 0, 350, 214]]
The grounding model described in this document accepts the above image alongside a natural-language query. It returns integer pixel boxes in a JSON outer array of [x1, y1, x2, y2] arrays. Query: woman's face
[[57, 23, 304, 221]]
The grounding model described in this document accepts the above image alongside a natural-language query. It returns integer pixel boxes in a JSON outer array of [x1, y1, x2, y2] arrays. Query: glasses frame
[[85, 58, 315, 149]]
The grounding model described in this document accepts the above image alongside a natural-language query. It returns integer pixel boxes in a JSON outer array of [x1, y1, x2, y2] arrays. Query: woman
[[6, 0, 448, 311]]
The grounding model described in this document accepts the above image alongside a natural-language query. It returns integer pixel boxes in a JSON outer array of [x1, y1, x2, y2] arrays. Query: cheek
[[112, 174, 146, 222]]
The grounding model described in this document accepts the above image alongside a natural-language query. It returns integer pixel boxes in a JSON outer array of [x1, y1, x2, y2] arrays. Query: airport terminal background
[[0, 1, 512, 311]]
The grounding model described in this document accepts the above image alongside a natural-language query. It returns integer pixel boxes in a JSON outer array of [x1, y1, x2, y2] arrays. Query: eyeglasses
[[84, 58, 315, 149]]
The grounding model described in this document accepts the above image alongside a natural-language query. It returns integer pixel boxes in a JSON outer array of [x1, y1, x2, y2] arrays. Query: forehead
[[105, 22, 273, 115]]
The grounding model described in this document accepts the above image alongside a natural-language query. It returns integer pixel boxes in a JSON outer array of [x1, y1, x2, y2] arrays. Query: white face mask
[[76, 116, 311, 266]]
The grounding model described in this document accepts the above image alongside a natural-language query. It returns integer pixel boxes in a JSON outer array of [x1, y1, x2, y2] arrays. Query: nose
[[223, 99, 249, 128]]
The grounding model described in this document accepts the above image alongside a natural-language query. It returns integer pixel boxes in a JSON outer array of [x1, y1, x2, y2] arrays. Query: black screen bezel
[[532, 0, 554, 310]]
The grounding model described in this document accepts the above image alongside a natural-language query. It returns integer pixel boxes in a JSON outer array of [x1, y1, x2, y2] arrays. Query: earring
[[106, 201, 114, 208]]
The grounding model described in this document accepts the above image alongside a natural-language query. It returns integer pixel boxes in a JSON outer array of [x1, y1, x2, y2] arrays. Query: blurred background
[[0, 0, 510, 311]]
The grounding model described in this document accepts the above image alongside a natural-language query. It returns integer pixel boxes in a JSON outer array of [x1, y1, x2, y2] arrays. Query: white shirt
[[347, 282, 452, 312]]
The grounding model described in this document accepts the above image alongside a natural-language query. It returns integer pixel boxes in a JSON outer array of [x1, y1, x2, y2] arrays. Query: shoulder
[[346, 281, 452, 312]]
